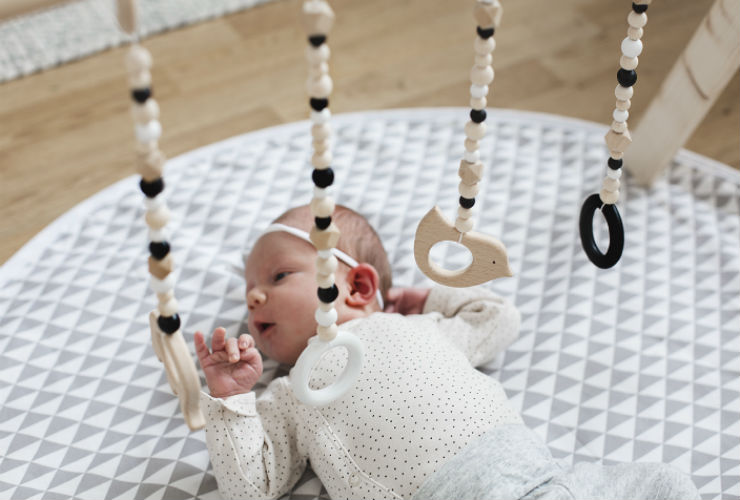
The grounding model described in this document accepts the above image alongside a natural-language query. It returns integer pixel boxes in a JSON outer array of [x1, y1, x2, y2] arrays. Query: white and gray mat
[[0, 0, 278, 83], [0, 108, 738, 499]]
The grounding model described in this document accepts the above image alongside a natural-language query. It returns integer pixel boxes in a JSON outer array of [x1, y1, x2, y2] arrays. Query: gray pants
[[412, 425, 701, 500]]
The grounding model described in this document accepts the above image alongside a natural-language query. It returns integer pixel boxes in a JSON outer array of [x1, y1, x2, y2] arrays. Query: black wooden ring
[[579, 193, 624, 269]]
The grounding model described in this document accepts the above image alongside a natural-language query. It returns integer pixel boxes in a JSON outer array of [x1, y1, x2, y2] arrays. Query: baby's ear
[[345, 264, 380, 308]]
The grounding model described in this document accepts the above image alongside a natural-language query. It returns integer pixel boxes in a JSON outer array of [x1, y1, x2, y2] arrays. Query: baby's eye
[[274, 271, 290, 282]]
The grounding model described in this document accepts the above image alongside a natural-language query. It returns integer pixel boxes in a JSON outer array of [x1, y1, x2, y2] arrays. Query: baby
[[194, 204, 700, 500]]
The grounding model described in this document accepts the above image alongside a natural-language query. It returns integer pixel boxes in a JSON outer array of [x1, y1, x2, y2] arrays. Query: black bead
[[617, 68, 637, 87], [315, 216, 331, 230], [312, 168, 334, 188], [140, 177, 164, 198], [310, 98, 329, 111], [476, 26, 495, 39], [317, 285, 339, 303], [157, 314, 181, 334], [632, 3, 648, 13], [309, 35, 326, 47], [131, 88, 151, 103], [459, 196, 475, 209], [470, 109, 487, 123], [608, 158, 623, 170], [149, 241, 170, 260]]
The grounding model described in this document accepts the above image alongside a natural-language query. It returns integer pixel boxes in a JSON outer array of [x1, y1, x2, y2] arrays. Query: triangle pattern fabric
[[0, 108, 738, 499]]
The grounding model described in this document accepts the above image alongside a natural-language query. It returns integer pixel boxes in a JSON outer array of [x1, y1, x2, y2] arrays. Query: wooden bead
[[157, 290, 175, 303], [148, 254, 174, 280], [317, 324, 338, 341], [473, 0, 503, 29], [131, 99, 160, 124], [158, 297, 178, 317], [609, 151, 624, 160], [470, 84, 489, 99], [464, 138, 479, 152], [306, 74, 333, 98], [600, 189, 620, 205], [308, 62, 329, 77], [474, 36, 496, 55], [474, 53, 492, 67], [125, 45, 152, 73], [465, 121, 487, 141], [135, 120, 162, 143], [311, 196, 335, 218], [628, 27, 643, 41], [313, 139, 331, 154], [310, 223, 341, 250], [306, 44, 330, 64], [312, 123, 331, 141], [634, 0, 652, 4], [316, 272, 335, 288], [455, 216, 475, 233], [470, 65, 494, 86], [458, 206, 474, 219], [459, 160, 484, 184], [116, 0, 138, 34], [316, 254, 338, 274], [611, 120, 628, 134], [145, 205, 171, 230], [128, 70, 151, 89], [458, 181, 480, 199], [312, 151, 332, 168], [620, 55, 639, 70], [150, 273, 174, 294], [628, 11, 648, 29], [603, 177, 621, 192], [470, 97, 487, 110], [302, 0, 335, 36], [614, 84, 634, 100], [137, 148, 166, 181], [615, 99, 631, 111], [604, 128, 632, 153]]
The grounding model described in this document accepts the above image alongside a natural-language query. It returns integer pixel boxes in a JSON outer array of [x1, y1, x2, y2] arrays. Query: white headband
[[262, 223, 384, 310]]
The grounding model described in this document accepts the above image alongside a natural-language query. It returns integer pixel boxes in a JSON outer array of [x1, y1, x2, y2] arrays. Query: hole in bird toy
[[429, 240, 473, 272]]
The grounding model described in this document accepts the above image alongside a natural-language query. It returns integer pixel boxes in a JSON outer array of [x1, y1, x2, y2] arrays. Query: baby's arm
[[424, 286, 520, 366]]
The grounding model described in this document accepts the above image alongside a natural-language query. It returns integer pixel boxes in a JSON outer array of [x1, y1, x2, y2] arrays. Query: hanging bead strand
[[456, 0, 503, 235], [601, 0, 650, 206], [303, 0, 340, 342], [123, 34, 180, 334]]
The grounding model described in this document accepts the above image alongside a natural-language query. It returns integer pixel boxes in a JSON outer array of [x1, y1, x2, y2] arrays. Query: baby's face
[[244, 232, 347, 365]]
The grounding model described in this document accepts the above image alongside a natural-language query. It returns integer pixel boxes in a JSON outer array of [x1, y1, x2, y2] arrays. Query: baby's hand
[[384, 287, 431, 315], [194, 328, 263, 399]]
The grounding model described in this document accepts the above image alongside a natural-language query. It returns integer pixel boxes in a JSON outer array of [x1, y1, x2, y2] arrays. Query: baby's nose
[[247, 288, 267, 310]]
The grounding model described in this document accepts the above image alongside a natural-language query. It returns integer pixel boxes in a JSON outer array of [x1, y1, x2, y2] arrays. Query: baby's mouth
[[257, 322, 276, 337]]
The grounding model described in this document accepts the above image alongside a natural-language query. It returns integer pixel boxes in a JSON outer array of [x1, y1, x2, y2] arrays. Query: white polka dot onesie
[[201, 286, 523, 500]]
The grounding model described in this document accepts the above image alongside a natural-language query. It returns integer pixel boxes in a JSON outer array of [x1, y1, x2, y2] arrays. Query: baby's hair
[[273, 204, 393, 304]]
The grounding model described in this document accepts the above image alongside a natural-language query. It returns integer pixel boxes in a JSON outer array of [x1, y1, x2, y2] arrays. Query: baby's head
[[244, 204, 392, 365]]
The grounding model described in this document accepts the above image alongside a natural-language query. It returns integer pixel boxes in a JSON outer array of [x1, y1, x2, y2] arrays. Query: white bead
[[313, 186, 329, 198], [145, 205, 171, 230], [317, 324, 338, 341], [455, 217, 474, 233], [144, 195, 165, 211], [306, 74, 333, 98], [620, 55, 639, 70], [607, 168, 622, 180], [131, 99, 160, 124], [311, 123, 331, 141], [621, 37, 643, 58], [311, 108, 331, 124], [470, 97, 487, 109], [474, 53, 492, 67], [135, 120, 162, 143], [316, 254, 338, 274], [469, 84, 489, 99], [128, 71, 151, 89], [158, 297, 179, 317], [464, 120, 487, 140], [600, 189, 620, 205], [308, 62, 329, 77], [464, 149, 480, 163], [458, 206, 474, 219], [613, 109, 629, 123], [318, 249, 333, 259], [311, 196, 335, 217], [316, 272, 335, 288], [150, 273, 175, 294], [148, 228, 168, 242], [315, 307, 338, 327], [614, 84, 634, 100], [306, 44, 330, 64], [628, 11, 648, 29], [611, 120, 628, 133], [126, 45, 152, 73], [474, 36, 496, 55], [312, 150, 332, 168], [470, 65, 494, 86], [603, 177, 621, 192]]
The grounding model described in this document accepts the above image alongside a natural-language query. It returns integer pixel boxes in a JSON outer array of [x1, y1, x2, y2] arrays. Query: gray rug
[[0, 0, 278, 83]]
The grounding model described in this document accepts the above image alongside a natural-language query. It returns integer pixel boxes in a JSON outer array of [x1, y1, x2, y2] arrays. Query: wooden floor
[[0, 0, 737, 265]]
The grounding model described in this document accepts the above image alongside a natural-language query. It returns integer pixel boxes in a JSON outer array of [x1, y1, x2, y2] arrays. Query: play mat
[[0, 108, 737, 499]]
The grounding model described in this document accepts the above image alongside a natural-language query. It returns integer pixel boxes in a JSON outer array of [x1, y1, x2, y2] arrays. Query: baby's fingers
[[194, 331, 210, 361], [211, 327, 227, 352], [225, 337, 240, 363], [238, 334, 254, 350]]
